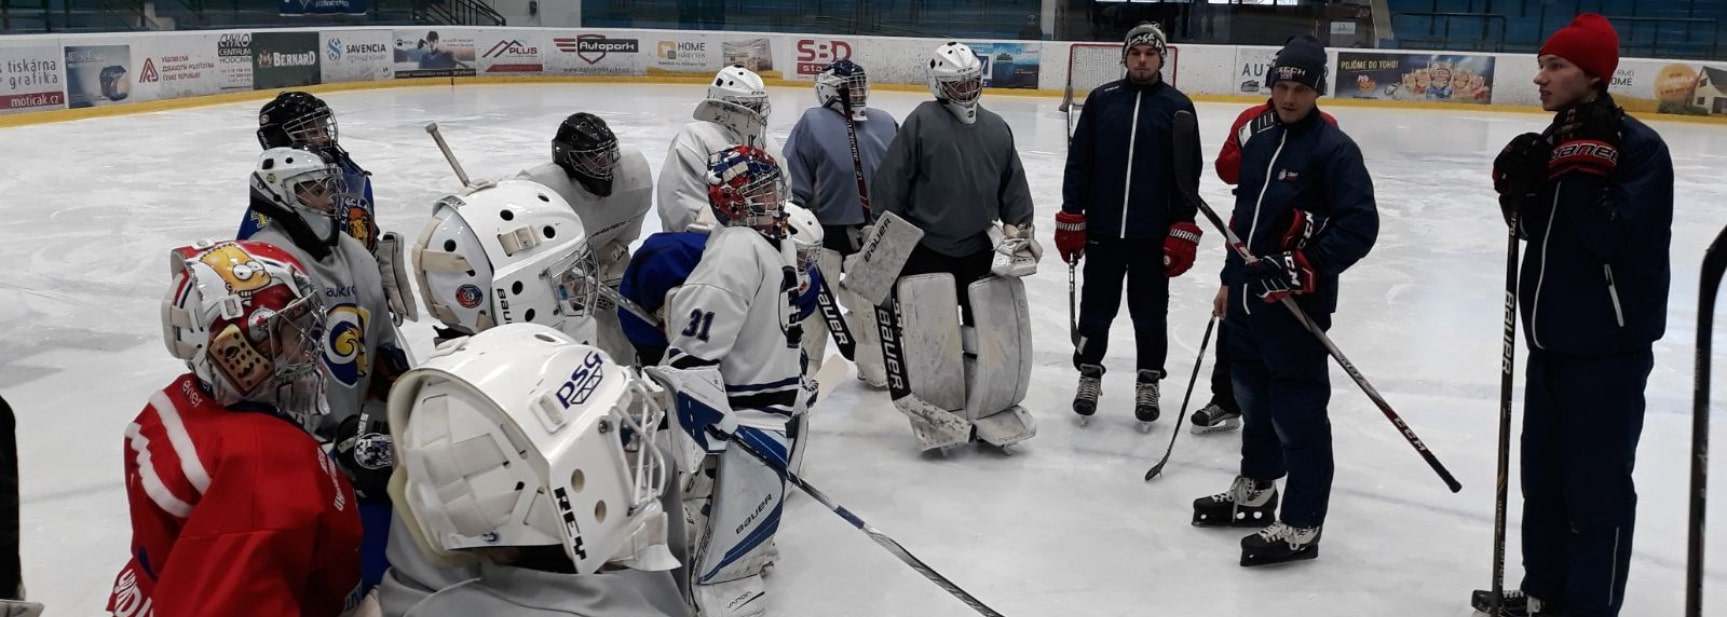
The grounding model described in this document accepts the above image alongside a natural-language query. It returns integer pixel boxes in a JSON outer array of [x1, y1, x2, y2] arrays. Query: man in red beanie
[[1486, 13, 1673, 617]]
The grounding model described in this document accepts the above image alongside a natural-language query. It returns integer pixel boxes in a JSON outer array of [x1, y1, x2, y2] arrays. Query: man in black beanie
[[1189, 34, 1380, 567]]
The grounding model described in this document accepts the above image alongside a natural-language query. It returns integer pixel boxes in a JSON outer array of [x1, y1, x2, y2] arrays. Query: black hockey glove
[[1492, 132, 1551, 229], [1549, 97, 1622, 179], [333, 414, 394, 503]]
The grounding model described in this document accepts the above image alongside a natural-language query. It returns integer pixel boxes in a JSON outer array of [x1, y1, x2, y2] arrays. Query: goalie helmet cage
[[1059, 42, 1183, 113]]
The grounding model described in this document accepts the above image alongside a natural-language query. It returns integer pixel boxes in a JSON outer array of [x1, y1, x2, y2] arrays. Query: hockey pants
[[1226, 285, 1333, 528], [1520, 348, 1651, 617], [1073, 236, 1170, 375]]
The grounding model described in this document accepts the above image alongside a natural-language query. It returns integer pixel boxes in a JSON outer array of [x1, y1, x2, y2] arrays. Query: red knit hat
[[1539, 13, 1620, 80]]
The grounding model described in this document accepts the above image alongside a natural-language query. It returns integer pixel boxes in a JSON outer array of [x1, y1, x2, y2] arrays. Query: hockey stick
[[837, 86, 871, 215], [1489, 211, 1522, 615], [1170, 110, 1462, 493], [1068, 258, 1079, 347], [812, 281, 857, 361], [0, 396, 40, 617], [1144, 315, 1217, 481], [1687, 222, 1727, 617], [424, 122, 472, 187]]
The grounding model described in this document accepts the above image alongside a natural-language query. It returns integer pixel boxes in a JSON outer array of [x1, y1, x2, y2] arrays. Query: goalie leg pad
[[376, 231, 419, 325], [962, 276, 1033, 421], [895, 274, 966, 412], [972, 405, 1036, 447], [692, 426, 787, 586], [837, 252, 887, 388], [841, 212, 925, 306]]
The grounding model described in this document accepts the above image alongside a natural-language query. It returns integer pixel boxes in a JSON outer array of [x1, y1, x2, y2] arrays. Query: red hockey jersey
[[107, 374, 363, 617], [1215, 101, 1339, 185]]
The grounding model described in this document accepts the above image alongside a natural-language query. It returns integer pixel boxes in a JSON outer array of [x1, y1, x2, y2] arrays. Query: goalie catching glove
[[991, 223, 1043, 277]]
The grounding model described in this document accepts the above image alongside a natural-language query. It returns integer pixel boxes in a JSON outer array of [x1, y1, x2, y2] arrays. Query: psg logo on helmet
[[455, 284, 484, 309]]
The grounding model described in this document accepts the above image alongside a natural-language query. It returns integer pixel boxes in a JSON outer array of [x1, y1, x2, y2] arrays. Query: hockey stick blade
[[1145, 315, 1217, 481], [1686, 223, 1727, 617], [707, 428, 1009, 617], [1169, 110, 1462, 493]]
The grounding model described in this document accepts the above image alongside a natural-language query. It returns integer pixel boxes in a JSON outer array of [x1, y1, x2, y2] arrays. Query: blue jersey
[[239, 152, 377, 253], [620, 231, 821, 352]]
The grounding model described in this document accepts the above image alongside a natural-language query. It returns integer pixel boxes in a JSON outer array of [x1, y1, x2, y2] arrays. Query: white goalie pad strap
[[963, 275, 1033, 421], [894, 274, 965, 412], [842, 212, 924, 306], [377, 232, 419, 324]]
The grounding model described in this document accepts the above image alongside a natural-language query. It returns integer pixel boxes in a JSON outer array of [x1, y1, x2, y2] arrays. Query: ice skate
[[1192, 475, 1278, 527], [1134, 369, 1161, 432], [1239, 521, 1321, 566], [1189, 402, 1242, 435], [1072, 364, 1103, 425]]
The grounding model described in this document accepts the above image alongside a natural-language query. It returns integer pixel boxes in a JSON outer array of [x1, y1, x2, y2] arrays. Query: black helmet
[[552, 112, 621, 197], [257, 91, 339, 154]]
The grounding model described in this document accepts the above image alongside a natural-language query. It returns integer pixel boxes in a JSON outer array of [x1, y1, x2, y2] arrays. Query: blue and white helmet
[[816, 59, 869, 121]]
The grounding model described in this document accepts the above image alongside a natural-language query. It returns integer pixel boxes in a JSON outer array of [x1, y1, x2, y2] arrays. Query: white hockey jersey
[[248, 227, 400, 435], [515, 146, 654, 255], [656, 121, 783, 234], [663, 226, 802, 427]]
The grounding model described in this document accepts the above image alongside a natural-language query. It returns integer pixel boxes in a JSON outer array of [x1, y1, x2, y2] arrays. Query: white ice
[[3, 83, 1725, 616]]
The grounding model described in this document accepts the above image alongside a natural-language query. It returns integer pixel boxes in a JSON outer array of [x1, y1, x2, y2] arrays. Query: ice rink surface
[[3, 82, 1725, 616]]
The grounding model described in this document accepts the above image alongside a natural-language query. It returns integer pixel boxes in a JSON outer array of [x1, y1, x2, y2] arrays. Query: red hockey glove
[[1163, 221, 1203, 277], [1054, 210, 1087, 263], [1247, 250, 1315, 304], [1272, 208, 1327, 251], [1549, 99, 1621, 179]]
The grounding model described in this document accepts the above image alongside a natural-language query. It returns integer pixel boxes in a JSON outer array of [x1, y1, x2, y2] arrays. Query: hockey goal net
[[1060, 43, 1181, 112]]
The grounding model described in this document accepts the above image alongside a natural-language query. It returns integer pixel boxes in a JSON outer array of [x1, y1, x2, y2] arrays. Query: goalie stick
[[693, 359, 1008, 617], [424, 122, 472, 187], [1686, 222, 1727, 617], [1169, 110, 1462, 494], [1143, 315, 1216, 481]]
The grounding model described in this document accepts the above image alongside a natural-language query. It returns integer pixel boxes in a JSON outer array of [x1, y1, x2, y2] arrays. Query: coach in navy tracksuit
[[1055, 22, 1203, 425], [1492, 15, 1671, 617], [1200, 35, 1378, 566]]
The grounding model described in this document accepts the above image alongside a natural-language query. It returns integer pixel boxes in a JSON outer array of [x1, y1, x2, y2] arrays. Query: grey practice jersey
[[397, 562, 690, 617], [248, 227, 399, 434], [871, 101, 1035, 257], [516, 146, 654, 253], [782, 106, 898, 226], [657, 120, 783, 233]]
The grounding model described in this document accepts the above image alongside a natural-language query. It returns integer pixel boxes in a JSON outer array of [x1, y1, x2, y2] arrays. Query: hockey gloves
[[1163, 221, 1203, 277], [991, 223, 1043, 277], [1054, 210, 1087, 263], [1247, 251, 1316, 304], [1248, 208, 1324, 303], [1549, 98, 1622, 179], [1493, 132, 1552, 229]]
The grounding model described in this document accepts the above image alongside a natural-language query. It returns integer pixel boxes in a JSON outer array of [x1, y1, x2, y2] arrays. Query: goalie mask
[[162, 240, 327, 430], [926, 42, 983, 125], [815, 60, 869, 121], [252, 147, 347, 247], [708, 65, 771, 120], [257, 91, 339, 155], [388, 324, 675, 574], [781, 203, 823, 276], [706, 145, 788, 237], [413, 180, 599, 342], [552, 112, 621, 198]]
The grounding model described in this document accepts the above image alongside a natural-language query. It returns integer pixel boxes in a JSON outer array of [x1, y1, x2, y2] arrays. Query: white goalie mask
[[781, 203, 823, 275], [926, 42, 984, 125], [412, 180, 599, 343], [251, 147, 347, 245], [708, 65, 771, 120], [388, 324, 676, 574]]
